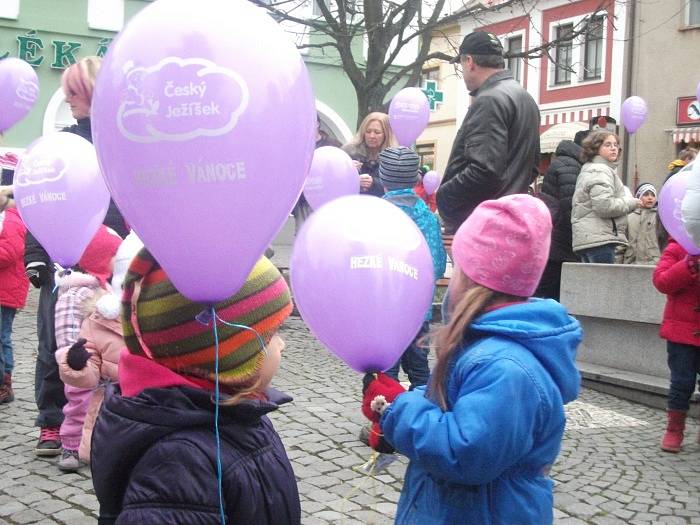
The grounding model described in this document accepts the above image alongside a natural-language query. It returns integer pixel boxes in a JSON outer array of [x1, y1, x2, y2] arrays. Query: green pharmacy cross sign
[[422, 80, 444, 111]]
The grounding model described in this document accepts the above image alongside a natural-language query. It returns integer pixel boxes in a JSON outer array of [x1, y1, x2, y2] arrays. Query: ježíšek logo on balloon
[[15, 78, 39, 107], [14, 157, 68, 187], [117, 57, 250, 143]]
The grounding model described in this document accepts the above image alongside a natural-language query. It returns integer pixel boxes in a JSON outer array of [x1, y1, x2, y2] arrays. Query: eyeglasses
[[601, 142, 619, 149]]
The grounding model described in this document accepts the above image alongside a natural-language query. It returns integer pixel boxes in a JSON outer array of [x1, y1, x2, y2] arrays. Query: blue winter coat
[[91, 385, 300, 525], [381, 299, 581, 524]]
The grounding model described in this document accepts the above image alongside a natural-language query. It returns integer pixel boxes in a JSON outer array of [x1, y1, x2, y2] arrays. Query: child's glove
[[361, 372, 406, 423], [25, 262, 50, 289], [66, 338, 90, 371]]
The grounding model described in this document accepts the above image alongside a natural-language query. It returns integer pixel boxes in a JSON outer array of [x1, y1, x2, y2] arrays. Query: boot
[[660, 409, 686, 453], [0, 373, 13, 404]]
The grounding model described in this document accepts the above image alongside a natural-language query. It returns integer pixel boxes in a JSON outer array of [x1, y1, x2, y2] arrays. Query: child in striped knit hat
[[90, 249, 300, 525]]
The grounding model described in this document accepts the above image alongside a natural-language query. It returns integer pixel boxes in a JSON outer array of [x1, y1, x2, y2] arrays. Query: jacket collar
[[592, 155, 618, 169], [469, 69, 513, 97]]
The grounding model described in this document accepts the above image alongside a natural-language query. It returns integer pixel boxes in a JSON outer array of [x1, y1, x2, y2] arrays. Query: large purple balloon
[[620, 96, 648, 134], [389, 87, 430, 146], [91, 0, 315, 303], [291, 196, 435, 373], [13, 133, 110, 267], [682, 161, 700, 247], [0, 58, 40, 132], [658, 169, 700, 255], [422, 170, 440, 196], [303, 146, 359, 210]]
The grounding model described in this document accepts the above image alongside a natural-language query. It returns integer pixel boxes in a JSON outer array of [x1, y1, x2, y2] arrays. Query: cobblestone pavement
[[1, 291, 699, 524]]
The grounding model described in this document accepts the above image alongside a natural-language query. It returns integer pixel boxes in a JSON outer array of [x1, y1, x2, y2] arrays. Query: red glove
[[361, 372, 406, 423]]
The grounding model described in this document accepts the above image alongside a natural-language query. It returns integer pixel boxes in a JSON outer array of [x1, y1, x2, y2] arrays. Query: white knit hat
[[111, 231, 143, 292]]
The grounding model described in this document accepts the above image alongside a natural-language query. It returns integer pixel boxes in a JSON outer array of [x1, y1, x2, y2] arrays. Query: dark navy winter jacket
[[91, 385, 300, 525]]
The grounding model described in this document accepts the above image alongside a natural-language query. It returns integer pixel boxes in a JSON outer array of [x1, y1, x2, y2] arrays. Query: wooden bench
[[436, 233, 454, 287]]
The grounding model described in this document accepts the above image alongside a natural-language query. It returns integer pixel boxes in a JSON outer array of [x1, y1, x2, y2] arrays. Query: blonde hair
[[347, 112, 397, 155], [61, 56, 102, 105]]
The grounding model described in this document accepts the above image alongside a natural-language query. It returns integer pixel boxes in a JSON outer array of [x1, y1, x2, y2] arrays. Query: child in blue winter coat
[[363, 194, 582, 524], [378, 146, 446, 389]]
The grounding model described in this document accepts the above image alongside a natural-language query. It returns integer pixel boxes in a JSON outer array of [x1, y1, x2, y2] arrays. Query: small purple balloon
[[658, 169, 700, 255], [696, 80, 700, 105], [422, 170, 440, 196], [0, 58, 40, 132], [620, 96, 648, 134], [13, 133, 111, 267], [91, 0, 316, 303], [389, 87, 430, 146], [290, 195, 435, 373], [303, 146, 359, 210]]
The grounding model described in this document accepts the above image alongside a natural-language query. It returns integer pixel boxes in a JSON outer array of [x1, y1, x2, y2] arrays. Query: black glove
[[362, 372, 376, 394], [26, 263, 50, 289], [66, 338, 90, 371]]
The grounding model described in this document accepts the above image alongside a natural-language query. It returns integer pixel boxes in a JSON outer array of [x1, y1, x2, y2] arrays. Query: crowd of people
[[0, 29, 698, 524]]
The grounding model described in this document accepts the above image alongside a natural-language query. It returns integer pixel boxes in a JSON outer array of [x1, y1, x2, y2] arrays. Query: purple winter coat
[[91, 385, 300, 525]]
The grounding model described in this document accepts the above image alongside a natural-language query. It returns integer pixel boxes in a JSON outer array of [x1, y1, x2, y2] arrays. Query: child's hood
[[470, 298, 582, 403]]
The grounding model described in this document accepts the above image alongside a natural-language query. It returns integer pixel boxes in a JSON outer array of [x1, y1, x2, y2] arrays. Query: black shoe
[[35, 427, 62, 457]]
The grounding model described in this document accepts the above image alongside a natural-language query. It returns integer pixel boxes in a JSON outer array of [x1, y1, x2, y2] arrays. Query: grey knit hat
[[379, 146, 420, 190]]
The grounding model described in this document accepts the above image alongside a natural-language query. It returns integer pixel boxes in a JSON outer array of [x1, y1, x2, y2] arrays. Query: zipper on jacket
[[612, 218, 618, 236]]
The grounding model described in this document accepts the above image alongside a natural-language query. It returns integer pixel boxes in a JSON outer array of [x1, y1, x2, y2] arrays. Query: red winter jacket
[[652, 239, 700, 346], [0, 208, 29, 309]]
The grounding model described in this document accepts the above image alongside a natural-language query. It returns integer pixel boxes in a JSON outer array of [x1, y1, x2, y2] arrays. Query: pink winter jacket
[[57, 290, 124, 461]]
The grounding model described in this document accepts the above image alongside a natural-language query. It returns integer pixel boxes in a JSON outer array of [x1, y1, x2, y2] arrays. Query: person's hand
[[352, 160, 363, 173], [359, 174, 373, 190], [362, 372, 406, 423], [66, 338, 90, 371], [686, 255, 700, 274], [26, 263, 49, 289], [635, 198, 643, 209]]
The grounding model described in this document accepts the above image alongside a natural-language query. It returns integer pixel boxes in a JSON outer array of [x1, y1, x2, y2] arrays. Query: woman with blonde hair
[[343, 112, 397, 197]]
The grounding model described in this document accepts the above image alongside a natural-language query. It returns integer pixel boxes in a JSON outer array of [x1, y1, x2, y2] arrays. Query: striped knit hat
[[121, 249, 292, 388], [379, 146, 420, 190]]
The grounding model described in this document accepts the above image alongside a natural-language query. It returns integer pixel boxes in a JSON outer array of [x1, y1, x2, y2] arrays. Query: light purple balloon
[[13, 132, 110, 267], [696, 80, 700, 105], [658, 170, 700, 255], [303, 146, 359, 210], [290, 195, 435, 373], [620, 96, 648, 134], [0, 58, 40, 133], [422, 170, 440, 196], [389, 87, 430, 146], [91, 0, 316, 303]]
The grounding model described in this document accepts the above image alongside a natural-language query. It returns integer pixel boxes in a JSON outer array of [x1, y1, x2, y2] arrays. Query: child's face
[[640, 190, 656, 208], [258, 334, 285, 390]]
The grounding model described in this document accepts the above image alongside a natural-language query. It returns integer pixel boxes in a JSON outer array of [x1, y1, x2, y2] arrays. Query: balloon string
[[210, 306, 226, 525], [214, 314, 267, 356]]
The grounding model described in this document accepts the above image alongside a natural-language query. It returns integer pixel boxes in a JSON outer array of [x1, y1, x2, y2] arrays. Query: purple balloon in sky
[[620, 96, 648, 134], [0, 57, 40, 132], [658, 170, 700, 255], [290, 195, 435, 373], [422, 170, 440, 196], [389, 87, 430, 146], [303, 146, 359, 210], [13, 132, 110, 267], [91, 0, 316, 303]]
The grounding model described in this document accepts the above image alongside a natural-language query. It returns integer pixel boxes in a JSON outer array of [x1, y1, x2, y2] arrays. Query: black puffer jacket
[[92, 385, 300, 525], [541, 140, 583, 262], [436, 70, 540, 233]]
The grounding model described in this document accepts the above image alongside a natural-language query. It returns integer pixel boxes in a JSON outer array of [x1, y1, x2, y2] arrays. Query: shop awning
[[670, 127, 700, 144], [540, 122, 588, 153]]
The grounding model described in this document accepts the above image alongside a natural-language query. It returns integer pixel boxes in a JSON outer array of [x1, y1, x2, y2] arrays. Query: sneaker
[[57, 449, 81, 472], [35, 427, 62, 457]]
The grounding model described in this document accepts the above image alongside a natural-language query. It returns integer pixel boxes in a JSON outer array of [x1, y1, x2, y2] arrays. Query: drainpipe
[[621, 0, 636, 186]]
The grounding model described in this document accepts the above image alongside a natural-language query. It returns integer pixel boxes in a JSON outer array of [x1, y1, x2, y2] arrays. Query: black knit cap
[[452, 31, 503, 63], [379, 146, 420, 190]]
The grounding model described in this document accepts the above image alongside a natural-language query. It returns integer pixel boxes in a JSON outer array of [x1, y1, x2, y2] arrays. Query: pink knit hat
[[452, 194, 552, 297]]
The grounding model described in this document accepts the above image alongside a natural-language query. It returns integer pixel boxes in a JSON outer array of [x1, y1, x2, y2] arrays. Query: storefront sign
[[677, 96, 700, 126], [0, 30, 111, 69]]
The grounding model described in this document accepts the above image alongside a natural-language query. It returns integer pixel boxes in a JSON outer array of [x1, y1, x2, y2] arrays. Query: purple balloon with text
[[658, 170, 700, 255], [303, 146, 359, 210], [0, 57, 40, 132], [422, 170, 440, 196], [13, 133, 110, 266], [620, 96, 648, 134], [290, 196, 435, 373], [91, 0, 316, 303], [389, 87, 430, 146]]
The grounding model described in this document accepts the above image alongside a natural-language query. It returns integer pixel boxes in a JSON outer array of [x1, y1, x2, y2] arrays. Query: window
[[688, 0, 700, 26], [415, 142, 435, 169], [583, 16, 604, 80], [0, 0, 19, 19], [505, 35, 523, 83], [420, 67, 439, 86], [87, 0, 124, 31], [554, 24, 574, 85]]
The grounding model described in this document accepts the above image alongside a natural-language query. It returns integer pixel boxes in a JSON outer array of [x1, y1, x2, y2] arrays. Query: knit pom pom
[[96, 293, 121, 320]]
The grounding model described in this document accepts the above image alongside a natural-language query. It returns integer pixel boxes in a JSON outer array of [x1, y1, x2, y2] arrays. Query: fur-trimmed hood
[[80, 288, 122, 320]]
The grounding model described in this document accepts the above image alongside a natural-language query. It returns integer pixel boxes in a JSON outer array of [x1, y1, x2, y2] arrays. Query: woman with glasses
[[571, 130, 642, 263]]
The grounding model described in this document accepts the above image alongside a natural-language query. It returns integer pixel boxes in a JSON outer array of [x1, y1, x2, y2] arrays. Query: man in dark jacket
[[436, 31, 540, 233], [535, 138, 584, 300]]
